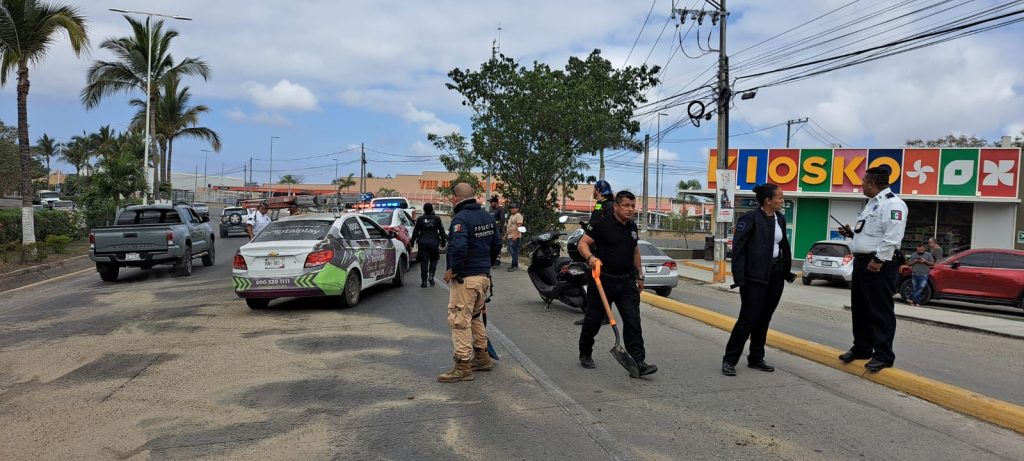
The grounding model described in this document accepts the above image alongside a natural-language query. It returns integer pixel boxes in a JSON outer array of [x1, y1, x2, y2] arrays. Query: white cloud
[[403, 102, 460, 135], [226, 108, 290, 126], [244, 79, 318, 111]]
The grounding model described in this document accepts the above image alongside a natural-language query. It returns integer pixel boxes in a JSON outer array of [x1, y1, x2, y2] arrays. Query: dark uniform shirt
[[411, 214, 446, 246], [589, 198, 613, 224], [584, 215, 639, 275], [447, 199, 503, 277]]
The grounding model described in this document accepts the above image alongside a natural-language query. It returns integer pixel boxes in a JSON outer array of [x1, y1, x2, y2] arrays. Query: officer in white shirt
[[247, 201, 272, 240], [836, 165, 908, 372]]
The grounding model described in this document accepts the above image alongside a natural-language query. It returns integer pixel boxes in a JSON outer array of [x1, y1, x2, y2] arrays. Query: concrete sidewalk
[[676, 259, 1024, 340]]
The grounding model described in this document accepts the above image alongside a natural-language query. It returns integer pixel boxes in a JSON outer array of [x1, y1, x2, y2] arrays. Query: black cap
[[489, 196, 499, 202], [866, 165, 891, 176], [508, 202, 520, 209]]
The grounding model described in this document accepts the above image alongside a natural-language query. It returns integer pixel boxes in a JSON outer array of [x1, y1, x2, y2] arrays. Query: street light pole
[[201, 148, 210, 192], [656, 112, 667, 229], [268, 136, 279, 198], [109, 8, 192, 205]]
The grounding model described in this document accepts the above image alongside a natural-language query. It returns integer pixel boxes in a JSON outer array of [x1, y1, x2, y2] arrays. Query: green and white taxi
[[232, 213, 409, 309]]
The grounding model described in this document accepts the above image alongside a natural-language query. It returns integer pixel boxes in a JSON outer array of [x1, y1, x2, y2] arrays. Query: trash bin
[[704, 235, 715, 261]]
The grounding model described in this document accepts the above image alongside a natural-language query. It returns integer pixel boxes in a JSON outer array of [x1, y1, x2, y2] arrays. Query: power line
[[623, 0, 660, 66]]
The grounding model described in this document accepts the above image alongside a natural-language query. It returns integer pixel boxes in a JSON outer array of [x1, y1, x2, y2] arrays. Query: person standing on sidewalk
[[576, 190, 657, 377], [411, 202, 447, 288], [722, 183, 796, 376], [906, 243, 934, 306], [836, 165, 908, 372], [928, 237, 944, 262], [438, 183, 502, 383], [505, 203, 524, 272]]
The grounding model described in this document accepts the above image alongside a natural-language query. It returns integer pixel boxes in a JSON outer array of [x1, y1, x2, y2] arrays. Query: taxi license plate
[[644, 266, 659, 273], [264, 258, 285, 269], [125, 253, 141, 261], [822, 260, 833, 267]]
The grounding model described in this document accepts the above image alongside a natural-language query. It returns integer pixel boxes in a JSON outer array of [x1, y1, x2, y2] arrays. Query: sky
[[2, 0, 1023, 195]]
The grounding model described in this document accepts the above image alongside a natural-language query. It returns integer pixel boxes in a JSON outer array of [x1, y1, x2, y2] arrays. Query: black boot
[[420, 276, 428, 288], [428, 273, 435, 286]]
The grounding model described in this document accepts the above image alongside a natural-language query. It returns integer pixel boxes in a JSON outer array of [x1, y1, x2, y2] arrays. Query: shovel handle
[[590, 260, 617, 327]]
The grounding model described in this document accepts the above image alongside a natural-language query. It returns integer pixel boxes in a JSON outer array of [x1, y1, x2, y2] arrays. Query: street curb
[[0, 254, 88, 279], [840, 305, 1024, 341], [0, 254, 93, 293], [639, 291, 1024, 435]]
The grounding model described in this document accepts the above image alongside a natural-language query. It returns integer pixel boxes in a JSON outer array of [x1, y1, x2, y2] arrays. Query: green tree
[[278, 174, 302, 184], [34, 133, 59, 175], [377, 187, 398, 197], [332, 173, 357, 192], [905, 134, 990, 148], [445, 50, 659, 230], [129, 77, 221, 197], [59, 134, 91, 176], [0, 0, 89, 246], [81, 15, 210, 202], [427, 132, 482, 198]]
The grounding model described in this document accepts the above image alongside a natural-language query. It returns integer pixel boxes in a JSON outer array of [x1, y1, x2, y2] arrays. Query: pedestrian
[[505, 203, 524, 272], [489, 195, 505, 266], [906, 243, 934, 306], [836, 165, 908, 372], [928, 237, 944, 262], [247, 201, 271, 240], [721, 184, 797, 376], [411, 202, 447, 288], [576, 191, 657, 377], [438, 183, 503, 383], [574, 180, 615, 326]]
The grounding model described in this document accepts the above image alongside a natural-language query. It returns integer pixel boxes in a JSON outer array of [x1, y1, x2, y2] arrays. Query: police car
[[360, 207, 417, 258], [232, 212, 409, 309]]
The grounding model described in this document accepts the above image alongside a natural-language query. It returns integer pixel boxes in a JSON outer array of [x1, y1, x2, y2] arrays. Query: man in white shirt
[[247, 202, 272, 239]]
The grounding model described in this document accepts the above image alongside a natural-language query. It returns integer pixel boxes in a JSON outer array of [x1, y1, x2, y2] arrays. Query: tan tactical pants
[[447, 275, 490, 360]]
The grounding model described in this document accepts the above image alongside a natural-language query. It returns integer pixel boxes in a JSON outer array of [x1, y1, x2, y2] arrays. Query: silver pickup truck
[[89, 205, 215, 281]]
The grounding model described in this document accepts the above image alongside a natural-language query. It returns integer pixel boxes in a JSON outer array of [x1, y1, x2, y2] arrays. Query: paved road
[[0, 234, 1021, 459]]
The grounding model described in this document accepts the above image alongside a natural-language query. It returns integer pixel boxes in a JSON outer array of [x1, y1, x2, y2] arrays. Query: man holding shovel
[[576, 190, 657, 377]]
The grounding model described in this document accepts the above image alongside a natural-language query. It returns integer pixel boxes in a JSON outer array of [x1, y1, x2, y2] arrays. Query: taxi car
[[360, 207, 417, 259], [232, 212, 409, 309]]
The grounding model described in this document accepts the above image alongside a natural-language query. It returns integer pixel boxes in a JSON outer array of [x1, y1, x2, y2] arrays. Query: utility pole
[[242, 164, 247, 200], [656, 112, 667, 230], [714, 1, 730, 283], [334, 159, 339, 184], [599, 147, 605, 180], [785, 118, 808, 148], [268, 136, 279, 198], [201, 148, 211, 190], [360, 142, 366, 196], [194, 165, 198, 199], [641, 134, 650, 233]]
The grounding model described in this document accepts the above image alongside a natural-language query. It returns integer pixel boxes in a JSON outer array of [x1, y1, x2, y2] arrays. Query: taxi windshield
[[252, 220, 333, 242], [362, 212, 392, 225]]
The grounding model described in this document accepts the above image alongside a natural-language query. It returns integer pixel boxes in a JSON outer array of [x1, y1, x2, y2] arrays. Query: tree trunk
[[166, 139, 174, 193], [17, 62, 36, 246], [149, 87, 159, 201]]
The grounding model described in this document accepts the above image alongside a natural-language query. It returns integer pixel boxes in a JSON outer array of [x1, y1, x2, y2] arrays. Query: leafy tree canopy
[[905, 134, 990, 148], [427, 132, 482, 198]]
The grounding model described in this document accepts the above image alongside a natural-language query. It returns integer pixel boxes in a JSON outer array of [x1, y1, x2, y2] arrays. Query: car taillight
[[88, 232, 95, 250], [233, 253, 247, 270], [842, 254, 853, 265], [166, 230, 174, 245], [304, 249, 334, 267], [662, 261, 677, 270], [806, 252, 814, 263]]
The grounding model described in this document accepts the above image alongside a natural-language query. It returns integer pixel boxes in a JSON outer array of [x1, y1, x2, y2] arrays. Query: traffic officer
[[438, 183, 502, 383], [573, 179, 615, 326], [837, 165, 908, 372], [411, 202, 447, 288], [246, 201, 271, 240], [576, 190, 657, 377]]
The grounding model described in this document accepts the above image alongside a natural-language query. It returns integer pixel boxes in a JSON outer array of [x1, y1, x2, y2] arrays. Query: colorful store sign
[[708, 147, 1021, 198]]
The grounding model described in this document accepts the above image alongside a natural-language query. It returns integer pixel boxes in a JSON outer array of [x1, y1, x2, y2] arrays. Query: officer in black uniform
[[573, 179, 615, 326], [575, 190, 657, 377], [411, 202, 447, 288]]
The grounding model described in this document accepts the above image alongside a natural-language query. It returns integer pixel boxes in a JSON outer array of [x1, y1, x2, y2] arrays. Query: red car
[[898, 248, 1024, 310]]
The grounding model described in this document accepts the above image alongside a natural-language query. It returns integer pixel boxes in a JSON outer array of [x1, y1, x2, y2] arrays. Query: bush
[[0, 208, 85, 245], [45, 234, 72, 254]]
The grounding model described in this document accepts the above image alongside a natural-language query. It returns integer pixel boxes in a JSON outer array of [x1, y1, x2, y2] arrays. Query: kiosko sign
[[708, 148, 1021, 198]]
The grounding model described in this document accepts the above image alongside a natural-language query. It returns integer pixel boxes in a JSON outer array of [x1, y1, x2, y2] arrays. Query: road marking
[[639, 291, 1024, 435], [0, 267, 94, 294], [437, 277, 636, 461]]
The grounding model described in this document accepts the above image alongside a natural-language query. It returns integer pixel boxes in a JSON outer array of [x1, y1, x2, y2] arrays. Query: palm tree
[[81, 15, 210, 201], [0, 0, 89, 246], [60, 135, 91, 176], [34, 133, 60, 175], [332, 173, 357, 192], [278, 174, 302, 184], [129, 77, 220, 195], [676, 178, 703, 204], [90, 124, 119, 160], [377, 187, 398, 197]]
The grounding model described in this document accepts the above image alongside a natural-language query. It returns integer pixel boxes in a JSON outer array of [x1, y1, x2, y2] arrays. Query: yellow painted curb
[[639, 291, 1024, 434], [682, 260, 730, 275]]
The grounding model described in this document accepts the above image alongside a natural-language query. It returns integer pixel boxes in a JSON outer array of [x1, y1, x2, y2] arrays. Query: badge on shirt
[[890, 210, 903, 221], [631, 231, 638, 240]]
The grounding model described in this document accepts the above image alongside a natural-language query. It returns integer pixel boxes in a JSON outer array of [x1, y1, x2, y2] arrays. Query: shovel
[[482, 309, 499, 360], [591, 260, 640, 378]]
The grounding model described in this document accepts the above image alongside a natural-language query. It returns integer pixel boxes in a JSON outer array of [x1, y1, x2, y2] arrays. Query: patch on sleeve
[[890, 210, 903, 220], [885, 192, 895, 198], [453, 223, 462, 232], [735, 220, 748, 232]]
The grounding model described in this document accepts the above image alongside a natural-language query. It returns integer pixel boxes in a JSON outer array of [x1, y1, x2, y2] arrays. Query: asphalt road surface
[[0, 233, 1021, 460]]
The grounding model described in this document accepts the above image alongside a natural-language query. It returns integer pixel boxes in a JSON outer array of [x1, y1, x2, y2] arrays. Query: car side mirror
[[388, 230, 398, 239], [950, 261, 960, 269], [517, 226, 527, 233]]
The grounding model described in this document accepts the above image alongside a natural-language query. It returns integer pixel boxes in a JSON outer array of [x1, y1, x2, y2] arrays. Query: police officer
[[246, 201, 271, 240], [438, 183, 502, 383], [837, 165, 908, 372], [573, 179, 614, 326], [411, 202, 447, 288], [576, 191, 657, 377]]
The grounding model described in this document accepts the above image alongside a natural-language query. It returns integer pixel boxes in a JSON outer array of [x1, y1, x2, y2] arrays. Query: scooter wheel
[[540, 294, 552, 303]]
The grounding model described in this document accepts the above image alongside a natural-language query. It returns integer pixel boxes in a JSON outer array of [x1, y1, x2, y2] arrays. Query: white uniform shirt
[[248, 210, 272, 236], [851, 187, 908, 261]]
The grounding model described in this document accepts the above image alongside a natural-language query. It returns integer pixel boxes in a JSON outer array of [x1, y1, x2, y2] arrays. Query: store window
[[936, 202, 973, 256], [903, 201, 936, 253]]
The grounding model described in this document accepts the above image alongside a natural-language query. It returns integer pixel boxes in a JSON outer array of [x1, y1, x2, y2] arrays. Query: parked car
[[50, 200, 75, 212], [638, 240, 678, 296], [192, 202, 210, 219], [89, 205, 215, 281], [898, 248, 1024, 310], [219, 206, 249, 237], [802, 240, 854, 286], [233, 213, 409, 309], [360, 207, 417, 259]]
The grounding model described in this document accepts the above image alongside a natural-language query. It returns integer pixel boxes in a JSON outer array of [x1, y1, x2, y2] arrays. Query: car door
[[989, 253, 1024, 301], [359, 216, 397, 284], [185, 208, 208, 252], [340, 217, 372, 287], [936, 252, 994, 297]]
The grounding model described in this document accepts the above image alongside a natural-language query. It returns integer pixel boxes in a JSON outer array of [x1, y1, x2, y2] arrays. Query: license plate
[[822, 260, 833, 267], [264, 258, 284, 269], [125, 253, 141, 261], [644, 266, 659, 273]]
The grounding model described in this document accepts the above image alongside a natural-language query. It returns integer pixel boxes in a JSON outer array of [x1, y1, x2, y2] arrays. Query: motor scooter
[[524, 217, 588, 311]]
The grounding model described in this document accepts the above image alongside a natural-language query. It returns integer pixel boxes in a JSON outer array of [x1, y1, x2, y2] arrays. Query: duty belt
[[598, 272, 633, 280]]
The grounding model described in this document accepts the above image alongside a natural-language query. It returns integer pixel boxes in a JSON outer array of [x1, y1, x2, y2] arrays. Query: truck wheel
[[202, 242, 215, 267], [97, 263, 119, 282], [340, 271, 361, 308], [246, 298, 270, 309], [802, 275, 812, 285], [392, 256, 407, 287], [176, 247, 193, 276]]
